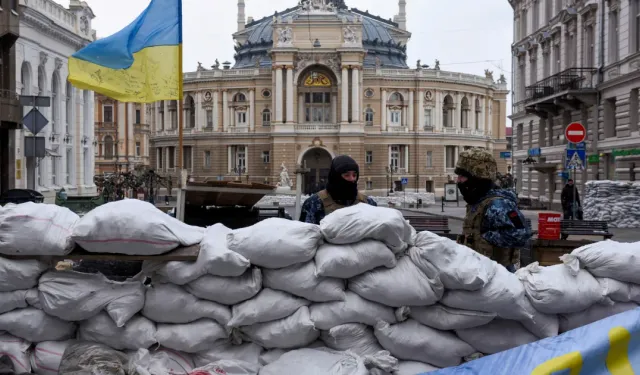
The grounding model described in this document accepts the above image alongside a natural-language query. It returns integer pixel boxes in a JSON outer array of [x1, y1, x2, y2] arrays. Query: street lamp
[[386, 164, 398, 194], [63, 134, 71, 144]]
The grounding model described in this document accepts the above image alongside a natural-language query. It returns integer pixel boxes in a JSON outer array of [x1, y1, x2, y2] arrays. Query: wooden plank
[[3, 244, 200, 262]]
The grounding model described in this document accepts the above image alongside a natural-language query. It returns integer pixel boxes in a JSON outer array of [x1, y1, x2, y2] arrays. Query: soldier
[[455, 148, 531, 272], [299, 155, 377, 224]]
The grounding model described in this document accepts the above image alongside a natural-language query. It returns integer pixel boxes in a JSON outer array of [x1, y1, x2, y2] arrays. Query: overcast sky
[[54, 0, 514, 116]]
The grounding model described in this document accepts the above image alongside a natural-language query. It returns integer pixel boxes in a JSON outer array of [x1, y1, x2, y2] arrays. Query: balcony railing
[[294, 124, 340, 132], [525, 67, 597, 102], [228, 127, 249, 133]]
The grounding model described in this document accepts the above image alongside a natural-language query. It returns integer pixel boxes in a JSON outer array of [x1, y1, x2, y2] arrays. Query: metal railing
[[294, 124, 340, 132], [525, 67, 597, 102]]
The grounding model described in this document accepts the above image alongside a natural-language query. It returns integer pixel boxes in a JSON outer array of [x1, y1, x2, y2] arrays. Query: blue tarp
[[426, 307, 640, 375]]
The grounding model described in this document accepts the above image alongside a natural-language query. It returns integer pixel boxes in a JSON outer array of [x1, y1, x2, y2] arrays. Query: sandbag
[[319, 204, 411, 253], [395, 361, 440, 375], [38, 271, 144, 327], [259, 349, 286, 365], [403, 304, 496, 331], [142, 283, 231, 325], [72, 199, 204, 255], [228, 289, 310, 327], [127, 348, 194, 375], [559, 302, 639, 333], [412, 231, 497, 291], [226, 218, 322, 268], [598, 277, 640, 303], [374, 320, 474, 368], [263, 262, 345, 302], [569, 240, 640, 284], [193, 341, 263, 367], [516, 261, 608, 314], [519, 298, 560, 339], [455, 319, 539, 354], [0, 289, 38, 315], [315, 240, 397, 279], [58, 341, 129, 375], [310, 291, 396, 330], [320, 323, 382, 357], [156, 319, 229, 353], [0, 258, 48, 292], [0, 202, 78, 256], [30, 340, 75, 375], [240, 306, 319, 349], [0, 308, 75, 342], [441, 264, 532, 320], [349, 255, 443, 307], [78, 313, 156, 351], [142, 224, 250, 284], [0, 333, 31, 374], [185, 267, 262, 305], [260, 348, 368, 375], [190, 360, 261, 375]]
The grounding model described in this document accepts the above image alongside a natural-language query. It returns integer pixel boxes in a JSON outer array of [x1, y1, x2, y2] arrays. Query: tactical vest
[[318, 189, 368, 215], [457, 196, 520, 267]]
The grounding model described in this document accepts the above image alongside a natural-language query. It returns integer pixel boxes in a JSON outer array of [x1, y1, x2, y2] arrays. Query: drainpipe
[[593, 0, 605, 179]]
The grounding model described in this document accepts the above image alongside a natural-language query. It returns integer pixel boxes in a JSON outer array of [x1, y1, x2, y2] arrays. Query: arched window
[[365, 108, 374, 125], [169, 100, 177, 129], [51, 73, 59, 133], [66, 82, 73, 133], [461, 96, 470, 129], [234, 93, 246, 102], [390, 92, 404, 102], [37, 66, 45, 96], [186, 95, 195, 128], [443, 95, 454, 128], [21, 62, 30, 95], [475, 98, 481, 130], [262, 109, 271, 126], [158, 100, 165, 130], [104, 136, 114, 159]]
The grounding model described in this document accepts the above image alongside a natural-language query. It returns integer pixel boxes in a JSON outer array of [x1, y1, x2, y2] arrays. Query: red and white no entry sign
[[565, 122, 586, 144]]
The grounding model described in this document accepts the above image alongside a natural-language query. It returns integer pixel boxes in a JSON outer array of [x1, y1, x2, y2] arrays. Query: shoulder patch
[[507, 210, 525, 229]]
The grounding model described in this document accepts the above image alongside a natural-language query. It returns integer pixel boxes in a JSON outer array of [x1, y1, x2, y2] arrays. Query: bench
[[405, 216, 450, 234], [560, 220, 613, 240]]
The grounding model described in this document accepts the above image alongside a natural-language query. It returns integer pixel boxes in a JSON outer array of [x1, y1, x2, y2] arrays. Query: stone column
[[408, 90, 414, 131], [454, 93, 461, 128], [381, 89, 387, 130], [341, 66, 349, 123], [163, 101, 169, 130], [351, 67, 360, 122], [418, 90, 424, 130], [275, 67, 284, 123], [434, 91, 442, 131], [286, 66, 294, 124], [154, 101, 161, 132], [213, 91, 220, 131], [298, 93, 305, 123], [222, 90, 229, 131], [480, 97, 486, 134], [249, 89, 255, 131]]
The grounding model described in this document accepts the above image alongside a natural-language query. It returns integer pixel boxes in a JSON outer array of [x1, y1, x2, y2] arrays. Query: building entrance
[[301, 148, 332, 194]]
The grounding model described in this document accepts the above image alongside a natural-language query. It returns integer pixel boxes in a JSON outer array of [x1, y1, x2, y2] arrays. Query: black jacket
[[561, 184, 581, 207]]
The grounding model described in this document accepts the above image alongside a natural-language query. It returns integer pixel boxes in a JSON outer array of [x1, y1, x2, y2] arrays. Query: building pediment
[[559, 8, 578, 24]]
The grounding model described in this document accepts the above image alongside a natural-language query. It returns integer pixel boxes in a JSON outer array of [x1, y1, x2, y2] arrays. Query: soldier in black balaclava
[[299, 155, 377, 224]]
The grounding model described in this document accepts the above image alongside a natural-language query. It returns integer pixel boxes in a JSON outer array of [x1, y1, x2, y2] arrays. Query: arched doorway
[[301, 147, 332, 194]]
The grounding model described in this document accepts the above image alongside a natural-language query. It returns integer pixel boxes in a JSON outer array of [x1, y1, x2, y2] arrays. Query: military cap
[[455, 148, 497, 181]]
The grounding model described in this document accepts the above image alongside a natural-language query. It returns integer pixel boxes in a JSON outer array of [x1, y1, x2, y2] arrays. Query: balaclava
[[326, 155, 359, 203], [454, 148, 498, 205]]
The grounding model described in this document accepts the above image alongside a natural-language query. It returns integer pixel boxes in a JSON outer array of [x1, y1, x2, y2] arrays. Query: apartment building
[[509, 0, 640, 208]]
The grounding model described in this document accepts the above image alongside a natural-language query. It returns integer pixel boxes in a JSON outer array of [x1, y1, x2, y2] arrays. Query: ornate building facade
[[94, 96, 151, 175], [509, 0, 640, 208], [14, 0, 97, 203], [150, 0, 509, 195]]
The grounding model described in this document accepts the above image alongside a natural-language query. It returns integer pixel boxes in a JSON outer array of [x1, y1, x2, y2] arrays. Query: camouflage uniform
[[300, 190, 377, 225], [455, 148, 531, 268]]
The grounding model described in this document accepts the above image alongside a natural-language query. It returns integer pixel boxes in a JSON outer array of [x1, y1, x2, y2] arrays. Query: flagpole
[[177, 0, 184, 186]]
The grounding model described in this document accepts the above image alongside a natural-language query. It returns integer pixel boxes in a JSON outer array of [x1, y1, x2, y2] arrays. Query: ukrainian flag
[[68, 0, 182, 103]]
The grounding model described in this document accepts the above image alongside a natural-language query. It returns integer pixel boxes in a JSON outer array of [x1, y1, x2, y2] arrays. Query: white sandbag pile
[[583, 180, 640, 228], [1, 200, 640, 374]]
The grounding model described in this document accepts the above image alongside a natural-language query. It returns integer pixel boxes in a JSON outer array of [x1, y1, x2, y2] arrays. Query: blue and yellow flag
[[68, 0, 182, 103]]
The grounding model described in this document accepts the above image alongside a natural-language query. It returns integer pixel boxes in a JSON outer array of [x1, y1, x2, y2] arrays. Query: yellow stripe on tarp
[[68, 44, 182, 103]]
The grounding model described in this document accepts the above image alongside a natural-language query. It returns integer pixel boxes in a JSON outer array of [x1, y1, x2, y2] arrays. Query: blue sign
[[429, 307, 640, 375], [569, 142, 587, 150], [500, 152, 512, 159], [22, 108, 48, 135], [401, 177, 408, 185], [528, 148, 541, 157], [566, 149, 586, 170]]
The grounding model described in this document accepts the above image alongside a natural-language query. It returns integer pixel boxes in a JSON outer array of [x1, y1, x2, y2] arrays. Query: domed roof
[[233, 6, 408, 69]]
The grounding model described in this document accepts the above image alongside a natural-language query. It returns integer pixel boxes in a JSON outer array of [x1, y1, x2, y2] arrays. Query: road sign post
[[401, 177, 408, 207], [565, 122, 586, 221], [20, 95, 50, 190]]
